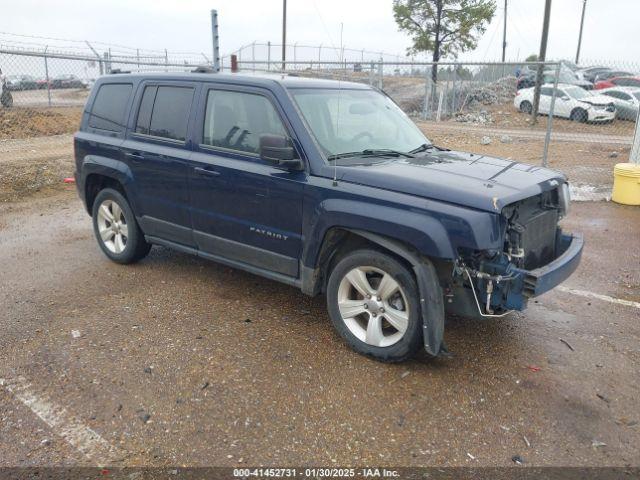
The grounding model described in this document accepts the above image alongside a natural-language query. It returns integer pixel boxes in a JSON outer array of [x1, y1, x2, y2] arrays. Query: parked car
[[51, 74, 86, 89], [74, 72, 582, 362], [593, 70, 635, 83], [5, 74, 38, 90], [514, 83, 616, 122], [517, 70, 593, 90], [577, 66, 611, 82], [599, 87, 640, 120], [595, 76, 640, 90], [36, 77, 51, 89]]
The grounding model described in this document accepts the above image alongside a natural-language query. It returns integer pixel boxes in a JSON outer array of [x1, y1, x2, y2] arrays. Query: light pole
[[281, 0, 287, 71], [575, 0, 587, 65]]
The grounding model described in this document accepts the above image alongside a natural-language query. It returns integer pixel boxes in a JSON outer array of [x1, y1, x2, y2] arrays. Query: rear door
[[122, 82, 198, 246], [187, 84, 306, 278]]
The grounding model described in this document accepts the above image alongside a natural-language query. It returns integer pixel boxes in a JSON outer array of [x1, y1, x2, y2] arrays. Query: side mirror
[[561, 96, 571, 101], [259, 134, 303, 170]]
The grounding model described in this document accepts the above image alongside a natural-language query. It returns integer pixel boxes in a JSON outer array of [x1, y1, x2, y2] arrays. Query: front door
[[188, 85, 305, 278], [123, 82, 198, 246]]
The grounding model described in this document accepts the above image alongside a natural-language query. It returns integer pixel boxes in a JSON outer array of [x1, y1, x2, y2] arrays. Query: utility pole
[[531, 0, 552, 124], [575, 0, 587, 65], [211, 9, 220, 72], [281, 0, 287, 71], [501, 0, 507, 62]]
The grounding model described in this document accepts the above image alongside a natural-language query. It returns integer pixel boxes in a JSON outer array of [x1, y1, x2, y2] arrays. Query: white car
[[514, 83, 616, 122], [599, 87, 640, 121]]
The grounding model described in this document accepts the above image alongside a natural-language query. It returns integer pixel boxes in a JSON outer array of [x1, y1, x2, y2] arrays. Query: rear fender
[[79, 156, 137, 213]]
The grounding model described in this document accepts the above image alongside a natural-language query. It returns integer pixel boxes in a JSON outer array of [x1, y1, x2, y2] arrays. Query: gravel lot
[[0, 189, 638, 468]]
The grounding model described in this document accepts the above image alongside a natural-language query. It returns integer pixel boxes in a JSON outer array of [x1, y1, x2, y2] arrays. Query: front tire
[[570, 107, 588, 122], [519, 100, 532, 114], [326, 249, 423, 362], [92, 188, 151, 264]]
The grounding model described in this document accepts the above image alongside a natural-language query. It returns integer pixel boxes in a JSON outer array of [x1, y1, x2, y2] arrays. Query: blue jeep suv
[[74, 72, 583, 362]]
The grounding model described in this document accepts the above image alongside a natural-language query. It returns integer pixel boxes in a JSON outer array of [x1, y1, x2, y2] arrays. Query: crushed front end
[[446, 183, 583, 318]]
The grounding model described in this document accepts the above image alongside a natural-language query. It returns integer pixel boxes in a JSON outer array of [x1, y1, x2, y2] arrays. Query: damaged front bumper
[[448, 232, 584, 319]]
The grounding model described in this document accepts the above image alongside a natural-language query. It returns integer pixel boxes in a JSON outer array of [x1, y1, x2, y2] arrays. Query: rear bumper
[[517, 233, 584, 297]]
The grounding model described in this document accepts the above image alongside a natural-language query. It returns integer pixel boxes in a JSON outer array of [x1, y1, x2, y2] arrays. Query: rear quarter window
[[88, 83, 133, 133]]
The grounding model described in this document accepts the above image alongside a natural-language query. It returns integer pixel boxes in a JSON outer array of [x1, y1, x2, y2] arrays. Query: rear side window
[[88, 83, 132, 132], [202, 90, 287, 154], [135, 85, 194, 141]]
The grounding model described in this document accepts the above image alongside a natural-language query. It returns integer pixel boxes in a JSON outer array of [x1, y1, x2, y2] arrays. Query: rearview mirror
[[259, 134, 303, 170], [349, 102, 376, 115]]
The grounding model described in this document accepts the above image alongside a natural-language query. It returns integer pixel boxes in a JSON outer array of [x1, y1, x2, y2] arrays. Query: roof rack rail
[[192, 65, 215, 73], [109, 69, 131, 74]]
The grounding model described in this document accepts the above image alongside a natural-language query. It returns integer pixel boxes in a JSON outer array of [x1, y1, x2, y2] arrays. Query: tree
[[525, 54, 539, 62], [393, 0, 496, 83]]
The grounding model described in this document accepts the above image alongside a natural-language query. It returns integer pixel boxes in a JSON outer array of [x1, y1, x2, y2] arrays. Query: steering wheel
[[351, 132, 374, 143]]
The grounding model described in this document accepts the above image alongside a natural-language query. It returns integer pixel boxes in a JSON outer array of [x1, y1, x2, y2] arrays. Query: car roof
[[98, 71, 372, 90]]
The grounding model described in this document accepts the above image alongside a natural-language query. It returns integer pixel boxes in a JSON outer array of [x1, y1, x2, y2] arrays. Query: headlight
[[559, 182, 571, 218]]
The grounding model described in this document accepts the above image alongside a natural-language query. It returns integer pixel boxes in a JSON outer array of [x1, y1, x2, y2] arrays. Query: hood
[[581, 95, 614, 106], [336, 150, 566, 213]]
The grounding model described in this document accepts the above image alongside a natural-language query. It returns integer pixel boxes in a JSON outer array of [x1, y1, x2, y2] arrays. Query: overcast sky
[[1, 0, 637, 65]]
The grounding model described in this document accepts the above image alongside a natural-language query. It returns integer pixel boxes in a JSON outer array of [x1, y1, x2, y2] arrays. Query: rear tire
[[519, 100, 532, 114], [570, 108, 588, 122], [326, 249, 423, 362], [91, 188, 151, 264]]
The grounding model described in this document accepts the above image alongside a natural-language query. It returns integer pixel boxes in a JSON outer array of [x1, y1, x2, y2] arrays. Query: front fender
[[303, 198, 457, 268]]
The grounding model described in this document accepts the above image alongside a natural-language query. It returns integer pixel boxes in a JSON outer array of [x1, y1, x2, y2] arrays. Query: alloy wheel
[[337, 266, 409, 347], [96, 199, 129, 254]]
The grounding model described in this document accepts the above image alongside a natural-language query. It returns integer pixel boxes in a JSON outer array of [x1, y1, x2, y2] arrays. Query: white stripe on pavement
[[0, 375, 122, 465], [556, 286, 640, 309]]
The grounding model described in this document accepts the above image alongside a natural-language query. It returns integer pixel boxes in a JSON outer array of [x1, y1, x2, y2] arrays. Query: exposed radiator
[[521, 209, 558, 270]]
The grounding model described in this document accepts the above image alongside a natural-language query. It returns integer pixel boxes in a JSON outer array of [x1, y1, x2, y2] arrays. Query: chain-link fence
[[236, 57, 639, 201], [1, 45, 638, 203], [0, 47, 209, 201]]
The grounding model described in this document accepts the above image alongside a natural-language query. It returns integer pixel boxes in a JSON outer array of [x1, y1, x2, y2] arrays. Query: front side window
[[202, 89, 287, 154], [88, 83, 132, 132], [135, 85, 194, 141], [565, 87, 589, 100], [290, 88, 429, 158]]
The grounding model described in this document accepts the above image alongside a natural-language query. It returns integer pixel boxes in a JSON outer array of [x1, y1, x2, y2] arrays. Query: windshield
[[565, 87, 590, 99], [634, 92, 640, 101], [290, 88, 429, 159]]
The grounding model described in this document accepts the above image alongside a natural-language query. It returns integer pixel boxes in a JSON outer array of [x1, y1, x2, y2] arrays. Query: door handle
[[194, 166, 221, 177], [125, 152, 145, 162]]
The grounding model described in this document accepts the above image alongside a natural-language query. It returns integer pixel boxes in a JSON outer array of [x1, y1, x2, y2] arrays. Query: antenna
[[333, 22, 344, 187]]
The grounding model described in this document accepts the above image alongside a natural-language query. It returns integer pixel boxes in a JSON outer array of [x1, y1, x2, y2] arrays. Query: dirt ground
[[0, 187, 638, 469], [0, 106, 81, 140]]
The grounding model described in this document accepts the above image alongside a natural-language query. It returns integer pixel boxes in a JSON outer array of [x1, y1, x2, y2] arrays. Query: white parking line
[[556, 286, 640, 309], [0, 376, 122, 465]]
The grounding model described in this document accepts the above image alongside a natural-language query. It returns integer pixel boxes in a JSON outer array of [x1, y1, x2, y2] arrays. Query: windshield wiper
[[327, 149, 414, 161], [409, 143, 435, 154]]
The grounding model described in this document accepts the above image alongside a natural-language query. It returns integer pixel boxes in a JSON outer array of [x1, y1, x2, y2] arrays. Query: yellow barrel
[[612, 163, 640, 205]]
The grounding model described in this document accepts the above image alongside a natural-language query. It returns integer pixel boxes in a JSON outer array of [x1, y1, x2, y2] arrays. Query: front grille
[[521, 209, 558, 269]]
